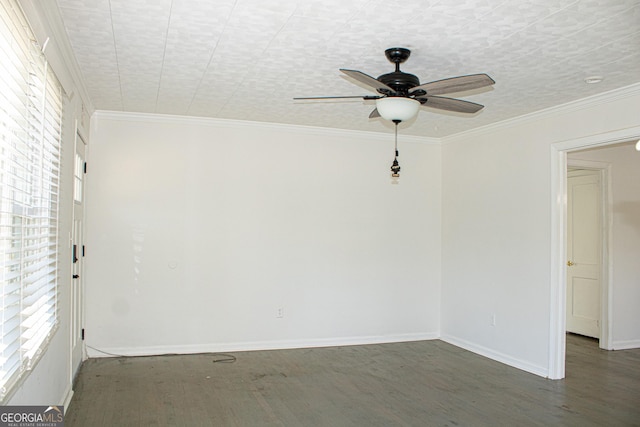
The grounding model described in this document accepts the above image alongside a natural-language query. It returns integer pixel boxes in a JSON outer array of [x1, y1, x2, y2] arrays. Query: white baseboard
[[440, 334, 549, 378], [86, 332, 439, 358], [61, 385, 74, 410], [612, 339, 640, 350]]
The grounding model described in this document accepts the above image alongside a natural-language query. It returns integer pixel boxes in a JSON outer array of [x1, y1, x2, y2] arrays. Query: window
[[73, 151, 83, 203], [0, 0, 63, 402]]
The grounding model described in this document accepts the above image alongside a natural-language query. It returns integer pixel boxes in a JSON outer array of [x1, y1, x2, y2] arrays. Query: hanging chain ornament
[[390, 120, 401, 183]]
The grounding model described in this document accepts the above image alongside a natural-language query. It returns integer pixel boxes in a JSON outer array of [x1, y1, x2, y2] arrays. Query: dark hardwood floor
[[65, 334, 640, 426]]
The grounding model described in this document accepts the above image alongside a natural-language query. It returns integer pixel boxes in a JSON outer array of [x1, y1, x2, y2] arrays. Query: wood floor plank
[[65, 335, 640, 426]]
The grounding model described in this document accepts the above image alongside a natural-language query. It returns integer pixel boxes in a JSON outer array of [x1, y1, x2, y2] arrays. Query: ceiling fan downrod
[[377, 48, 420, 95]]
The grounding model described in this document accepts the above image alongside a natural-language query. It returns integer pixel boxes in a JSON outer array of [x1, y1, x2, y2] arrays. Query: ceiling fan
[[294, 47, 495, 122]]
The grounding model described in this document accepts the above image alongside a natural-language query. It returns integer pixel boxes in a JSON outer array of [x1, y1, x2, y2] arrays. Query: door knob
[[567, 261, 575, 266]]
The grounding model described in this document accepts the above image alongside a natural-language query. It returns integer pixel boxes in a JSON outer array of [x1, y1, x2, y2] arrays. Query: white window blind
[[0, 0, 63, 402]]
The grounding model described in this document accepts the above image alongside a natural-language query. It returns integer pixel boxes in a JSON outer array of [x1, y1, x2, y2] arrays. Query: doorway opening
[[565, 163, 609, 347], [549, 126, 640, 380]]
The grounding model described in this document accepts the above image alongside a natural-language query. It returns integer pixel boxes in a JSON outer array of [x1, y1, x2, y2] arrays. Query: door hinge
[[81, 328, 85, 340], [83, 161, 87, 174], [82, 245, 85, 257]]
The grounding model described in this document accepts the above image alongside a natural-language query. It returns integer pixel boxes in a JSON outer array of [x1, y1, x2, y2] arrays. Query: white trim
[[85, 332, 439, 358], [549, 125, 640, 379], [551, 126, 640, 152], [94, 84, 640, 147], [444, 83, 640, 143], [440, 334, 548, 378], [612, 340, 640, 350], [548, 146, 567, 379], [92, 110, 440, 145], [61, 385, 73, 409], [18, 0, 94, 115]]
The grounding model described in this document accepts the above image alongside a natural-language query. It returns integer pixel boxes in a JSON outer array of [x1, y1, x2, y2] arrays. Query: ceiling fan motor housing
[[377, 71, 420, 95]]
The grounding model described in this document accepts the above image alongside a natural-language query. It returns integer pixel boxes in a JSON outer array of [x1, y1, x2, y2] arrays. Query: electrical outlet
[[277, 308, 284, 318]]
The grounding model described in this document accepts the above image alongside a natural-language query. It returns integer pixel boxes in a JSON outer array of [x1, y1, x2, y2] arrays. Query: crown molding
[[93, 110, 441, 145], [443, 82, 640, 144], [18, 0, 95, 114]]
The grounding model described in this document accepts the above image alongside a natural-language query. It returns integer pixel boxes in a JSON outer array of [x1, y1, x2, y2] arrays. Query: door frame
[[70, 119, 88, 379], [549, 125, 640, 379], [566, 162, 609, 342]]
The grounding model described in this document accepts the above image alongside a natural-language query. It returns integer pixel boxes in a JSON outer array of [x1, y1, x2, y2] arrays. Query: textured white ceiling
[[55, 0, 640, 137]]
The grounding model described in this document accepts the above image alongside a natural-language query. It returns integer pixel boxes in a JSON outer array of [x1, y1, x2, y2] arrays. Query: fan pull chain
[[395, 121, 399, 156], [390, 121, 401, 183]]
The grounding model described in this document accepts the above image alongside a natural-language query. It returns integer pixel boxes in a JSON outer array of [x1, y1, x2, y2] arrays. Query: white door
[[566, 169, 602, 338], [71, 130, 86, 375]]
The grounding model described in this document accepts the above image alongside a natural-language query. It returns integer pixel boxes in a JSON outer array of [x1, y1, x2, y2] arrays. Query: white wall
[[84, 113, 442, 356], [440, 86, 640, 377], [569, 143, 640, 349]]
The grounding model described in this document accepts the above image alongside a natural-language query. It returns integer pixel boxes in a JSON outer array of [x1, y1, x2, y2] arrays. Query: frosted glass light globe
[[376, 97, 420, 122]]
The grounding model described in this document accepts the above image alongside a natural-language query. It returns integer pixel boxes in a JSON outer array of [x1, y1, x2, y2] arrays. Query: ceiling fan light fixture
[[376, 97, 420, 122]]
